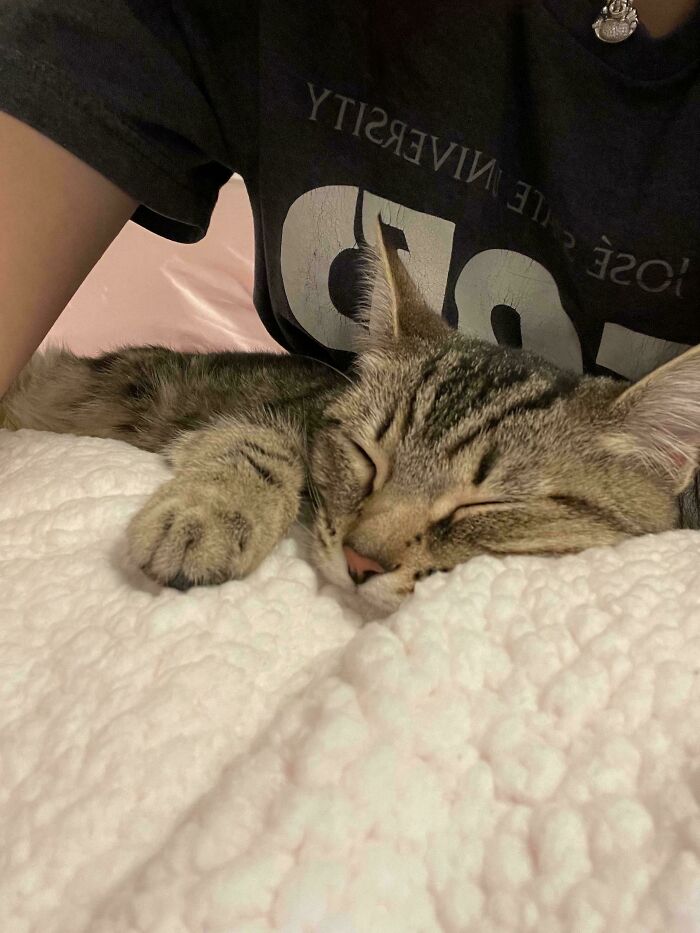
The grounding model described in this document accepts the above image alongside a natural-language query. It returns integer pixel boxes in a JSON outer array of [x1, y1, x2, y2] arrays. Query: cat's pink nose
[[343, 545, 385, 585]]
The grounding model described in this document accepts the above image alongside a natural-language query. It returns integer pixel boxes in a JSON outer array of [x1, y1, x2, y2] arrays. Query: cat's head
[[310, 223, 700, 612]]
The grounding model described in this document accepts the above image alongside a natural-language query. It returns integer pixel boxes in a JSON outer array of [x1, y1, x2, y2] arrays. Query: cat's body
[[3, 346, 342, 453], [2, 228, 698, 611]]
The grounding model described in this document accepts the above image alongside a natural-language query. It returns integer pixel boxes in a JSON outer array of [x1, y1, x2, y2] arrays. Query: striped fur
[[2, 228, 698, 610]]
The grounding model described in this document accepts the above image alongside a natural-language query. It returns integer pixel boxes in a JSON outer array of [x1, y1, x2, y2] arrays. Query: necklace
[[593, 0, 639, 42]]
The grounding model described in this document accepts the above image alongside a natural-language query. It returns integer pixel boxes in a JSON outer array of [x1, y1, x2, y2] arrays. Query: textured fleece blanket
[[3, 428, 700, 933]]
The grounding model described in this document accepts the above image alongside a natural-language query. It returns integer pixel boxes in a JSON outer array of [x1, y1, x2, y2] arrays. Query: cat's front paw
[[127, 479, 266, 589]]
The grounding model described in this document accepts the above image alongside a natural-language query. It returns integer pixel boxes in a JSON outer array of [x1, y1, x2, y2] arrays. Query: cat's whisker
[[293, 523, 318, 545], [297, 354, 354, 388], [304, 475, 324, 513]]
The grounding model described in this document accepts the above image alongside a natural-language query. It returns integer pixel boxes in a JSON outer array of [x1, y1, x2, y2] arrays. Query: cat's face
[[309, 225, 699, 612]]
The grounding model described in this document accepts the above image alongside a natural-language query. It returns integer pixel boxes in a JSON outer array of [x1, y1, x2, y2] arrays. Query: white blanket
[[3, 428, 700, 933]]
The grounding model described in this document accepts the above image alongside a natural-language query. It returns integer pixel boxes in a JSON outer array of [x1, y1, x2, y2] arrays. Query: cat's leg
[[128, 415, 305, 588]]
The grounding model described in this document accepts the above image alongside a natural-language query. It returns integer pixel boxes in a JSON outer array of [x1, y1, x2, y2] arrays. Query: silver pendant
[[593, 0, 639, 43]]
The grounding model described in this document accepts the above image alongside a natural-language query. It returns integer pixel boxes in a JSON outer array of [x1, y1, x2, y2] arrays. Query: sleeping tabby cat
[[2, 226, 699, 611]]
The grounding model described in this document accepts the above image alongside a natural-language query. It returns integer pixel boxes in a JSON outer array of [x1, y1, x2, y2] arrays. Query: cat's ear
[[359, 218, 448, 348], [605, 344, 700, 492]]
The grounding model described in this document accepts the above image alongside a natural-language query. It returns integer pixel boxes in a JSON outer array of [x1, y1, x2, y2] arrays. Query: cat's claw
[[166, 572, 194, 592]]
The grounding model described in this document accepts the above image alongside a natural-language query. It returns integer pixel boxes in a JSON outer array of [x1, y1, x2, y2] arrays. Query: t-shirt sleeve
[[0, 1, 237, 242]]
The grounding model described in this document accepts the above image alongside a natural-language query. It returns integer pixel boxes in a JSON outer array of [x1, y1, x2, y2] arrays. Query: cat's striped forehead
[[344, 335, 582, 476]]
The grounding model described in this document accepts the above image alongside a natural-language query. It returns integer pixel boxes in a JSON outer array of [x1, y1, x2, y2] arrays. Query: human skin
[[625, 0, 697, 36], [0, 112, 136, 396]]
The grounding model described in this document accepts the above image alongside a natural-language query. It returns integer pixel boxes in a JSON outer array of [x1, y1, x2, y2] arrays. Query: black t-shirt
[[0, 0, 699, 381]]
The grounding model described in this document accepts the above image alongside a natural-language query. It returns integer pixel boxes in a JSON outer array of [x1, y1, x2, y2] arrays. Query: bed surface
[[3, 428, 700, 932]]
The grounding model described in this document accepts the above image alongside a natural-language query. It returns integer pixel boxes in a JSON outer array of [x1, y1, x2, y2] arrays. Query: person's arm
[[0, 111, 138, 396]]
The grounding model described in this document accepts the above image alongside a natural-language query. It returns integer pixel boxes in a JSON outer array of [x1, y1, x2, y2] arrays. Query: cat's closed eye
[[344, 436, 378, 495], [449, 500, 514, 523]]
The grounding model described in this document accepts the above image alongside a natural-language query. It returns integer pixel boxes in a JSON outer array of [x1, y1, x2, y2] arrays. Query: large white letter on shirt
[[454, 248, 583, 373], [280, 185, 364, 351], [280, 186, 455, 350]]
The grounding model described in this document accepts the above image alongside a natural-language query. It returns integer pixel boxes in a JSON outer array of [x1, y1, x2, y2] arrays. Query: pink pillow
[[43, 176, 282, 356]]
